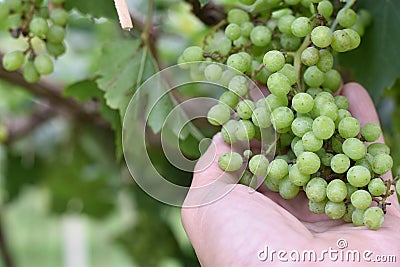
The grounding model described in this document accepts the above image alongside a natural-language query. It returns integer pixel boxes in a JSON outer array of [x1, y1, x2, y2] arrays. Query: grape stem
[[202, 19, 227, 49], [330, 0, 357, 31], [293, 35, 311, 92], [250, 63, 265, 79], [263, 136, 278, 156]]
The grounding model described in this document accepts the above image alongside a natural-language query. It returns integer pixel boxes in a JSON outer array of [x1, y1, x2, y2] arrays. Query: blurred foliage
[[0, 0, 400, 267]]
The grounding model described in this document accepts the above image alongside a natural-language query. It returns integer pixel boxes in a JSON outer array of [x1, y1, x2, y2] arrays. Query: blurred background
[[0, 0, 399, 266]]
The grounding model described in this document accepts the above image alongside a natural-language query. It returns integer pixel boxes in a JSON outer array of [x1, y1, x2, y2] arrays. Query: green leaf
[[96, 40, 158, 117], [65, 0, 117, 19], [338, 0, 400, 102], [63, 79, 102, 102], [199, 0, 209, 7]]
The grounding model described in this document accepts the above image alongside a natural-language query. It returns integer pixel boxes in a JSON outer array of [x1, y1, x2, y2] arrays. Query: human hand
[[181, 83, 400, 266]]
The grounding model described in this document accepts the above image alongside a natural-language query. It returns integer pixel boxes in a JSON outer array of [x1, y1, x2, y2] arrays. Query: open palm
[[182, 83, 400, 266]]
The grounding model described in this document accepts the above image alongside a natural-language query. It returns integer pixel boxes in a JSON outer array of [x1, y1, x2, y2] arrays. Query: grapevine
[[178, 0, 395, 230]]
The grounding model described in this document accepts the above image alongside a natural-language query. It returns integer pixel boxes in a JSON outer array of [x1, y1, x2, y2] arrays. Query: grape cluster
[[179, 0, 397, 230], [0, 0, 67, 83]]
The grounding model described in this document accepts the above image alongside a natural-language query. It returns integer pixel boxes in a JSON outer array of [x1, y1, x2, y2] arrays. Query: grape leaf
[[199, 0, 209, 6], [338, 0, 400, 102], [65, 0, 117, 19], [63, 80, 102, 102]]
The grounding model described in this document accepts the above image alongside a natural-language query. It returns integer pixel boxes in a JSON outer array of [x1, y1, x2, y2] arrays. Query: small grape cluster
[[0, 0, 67, 83], [178, 0, 397, 230]]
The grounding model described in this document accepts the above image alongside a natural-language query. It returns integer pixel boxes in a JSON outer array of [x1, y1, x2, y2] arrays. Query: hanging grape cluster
[[178, 0, 397, 230], [0, 0, 67, 83]]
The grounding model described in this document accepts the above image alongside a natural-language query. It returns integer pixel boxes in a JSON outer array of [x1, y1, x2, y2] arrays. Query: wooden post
[[114, 0, 133, 30]]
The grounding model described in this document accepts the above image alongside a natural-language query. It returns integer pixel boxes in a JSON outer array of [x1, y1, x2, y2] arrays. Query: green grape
[[363, 207, 384, 230], [255, 98, 267, 108], [316, 49, 333, 73], [319, 101, 338, 121], [320, 152, 333, 167], [227, 9, 250, 25], [396, 181, 400, 197], [265, 176, 281, 192], [243, 149, 253, 159], [343, 29, 361, 51], [233, 36, 250, 47], [337, 8, 357, 28], [291, 117, 313, 137], [278, 15, 295, 34], [2, 51, 25, 71], [301, 47, 319, 66], [250, 26, 272, 47], [23, 61, 40, 83], [342, 138, 366, 160], [312, 116, 335, 140], [263, 50, 285, 72], [265, 94, 288, 110], [338, 117, 360, 138], [352, 208, 365, 226], [317, 0, 333, 18], [292, 93, 313, 114], [225, 23, 241, 41], [335, 109, 351, 128], [221, 120, 239, 144], [351, 19, 365, 37], [289, 163, 310, 186], [304, 66, 325, 87], [311, 26, 332, 48], [227, 53, 250, 73], [204, 64, 223, 82], [291, 17, 311, 37], [50, 8, 68, 26], [355, 158, 373, 177], [267, 159, 289, 180], [47, 25, 66, 44], [343, 203, 356, 223], [284, 0, 300, 5], [267, 72, 292, 97], [218, 152, 243, 172], [207, 104, 231, 126], [331, 30, 352, 53], [239, 170, 257, 188], [305, 177, 327, 202], [372, 153, 393, 175], [239, 0, 256, 5], [326, 179, 347, 202], [236, 120, 255, 141], [306, 87, 323, 98], [347, 165, 371, 187], [182, 46, 203, 62], [240, 22, 254, 37], [228, 75, 248, 97], [237, 99, 255, 120], [271, 8, 292, 19], [297, 152, 320, 174], [293, 139, 304, 157], [33, 54, 54, 75], [330, 153, 350, 174], [325, 201, 346, 219], [252, 61, 270, 84], [29, 17, 49, 37], [280, 33, 301, 51], [46, 42, 66, 57], [278, 64, 297, 85], [302, 131, 322, 152], [367, 143, 390, 156], [334, 95, 349, 110], [252, 107, 271, 128], [361, 123, 381, 142], [219, 91, 239, 109], [316, 91, 335, 102], [309, 199, 328, 214], [368, 178, 386, 197], [350, 190, 372, 210], [271, 106, 294, 130], [249, 154, 269, 175], [279, 175, 299, 199], [346, 183, 357, 199]]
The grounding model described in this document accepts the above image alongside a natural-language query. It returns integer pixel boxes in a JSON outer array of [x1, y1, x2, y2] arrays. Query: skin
[[181, 83, 400, 266]]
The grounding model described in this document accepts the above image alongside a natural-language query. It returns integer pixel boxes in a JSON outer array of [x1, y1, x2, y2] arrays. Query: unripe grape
[[34, 54, 54, 75], [265, 176, 280, 192], [297, 151, 320, 174], [278, 15, 295, 34], [265, 94, 288, 111], [263, 50, 285, 72], [5, 0, 22, 12], [240, 22, 254, 37], [47, 25, 66, 44], [219, 91, 239, 109], [284, 0, 300, 5], [367, 143, 390, 156], [311, 26, 332, 48], [361, 123, 381, 142], [325, 201, 346, 219], [304, 66, 325, 87], [334, 95, 349, 110], [316, 49, 333, 73], [227, 9, 250, 25], [221, 120, 239, 144], [0, 3, 10, 21], [347, 165, 371, 187], [372, 153, 393, 175], [239, 0, 256, 5], [252, 107, 271, 128], [182, 46, 203, 62], [363, 207, 384, 230], [218, 152, 243, 172], [207, 104, 231, 126], [343, 138, 366, 160], [2, 50, 25, 71], [280, 33, 301, 51], [337, 8, 357, 28], [326, 179, 347, 203], [249, 154, 269, 176], [351, 190, 372, 210], [236, 120, 256, 141], [319, 101, 338, 121], [309, 199, 328, 214], [23, 61, 40, 83], [29, 17, 49, 37], [312, 116, 335, 140], [46, 42, 66, 57], [330, 154, 350, 174], [279, 176, 299, 199], [228, 75, 248, 97], [306, 87, 322, 98], [271, 106, 294, 130], [331, 30, 351, 53], [343, 29, 361, 51], [250, 26, 272, 47], [227, 53, 250, 73], [237, 99, 255, 120], [278, 64, 297, 85], [267, 72, 292, 97], [301, 47, 319, 66], [352, 208, 365, 226], [291, 17, 311, 37], [368, 178, 386, 197], [50, 8, 68, 26], [225, 23, 241, 41], [322, 69, 342, 93], [291, 116, 313, 137], [306, 177, 327, 202], [317, 0, 333, 18], [338, 117, 360, 138]]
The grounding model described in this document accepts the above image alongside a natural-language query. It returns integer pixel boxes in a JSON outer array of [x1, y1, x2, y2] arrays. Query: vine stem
[[141, 0, 154, 51], [330, 0, 357, 31], [293, 35, 311, 92]]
